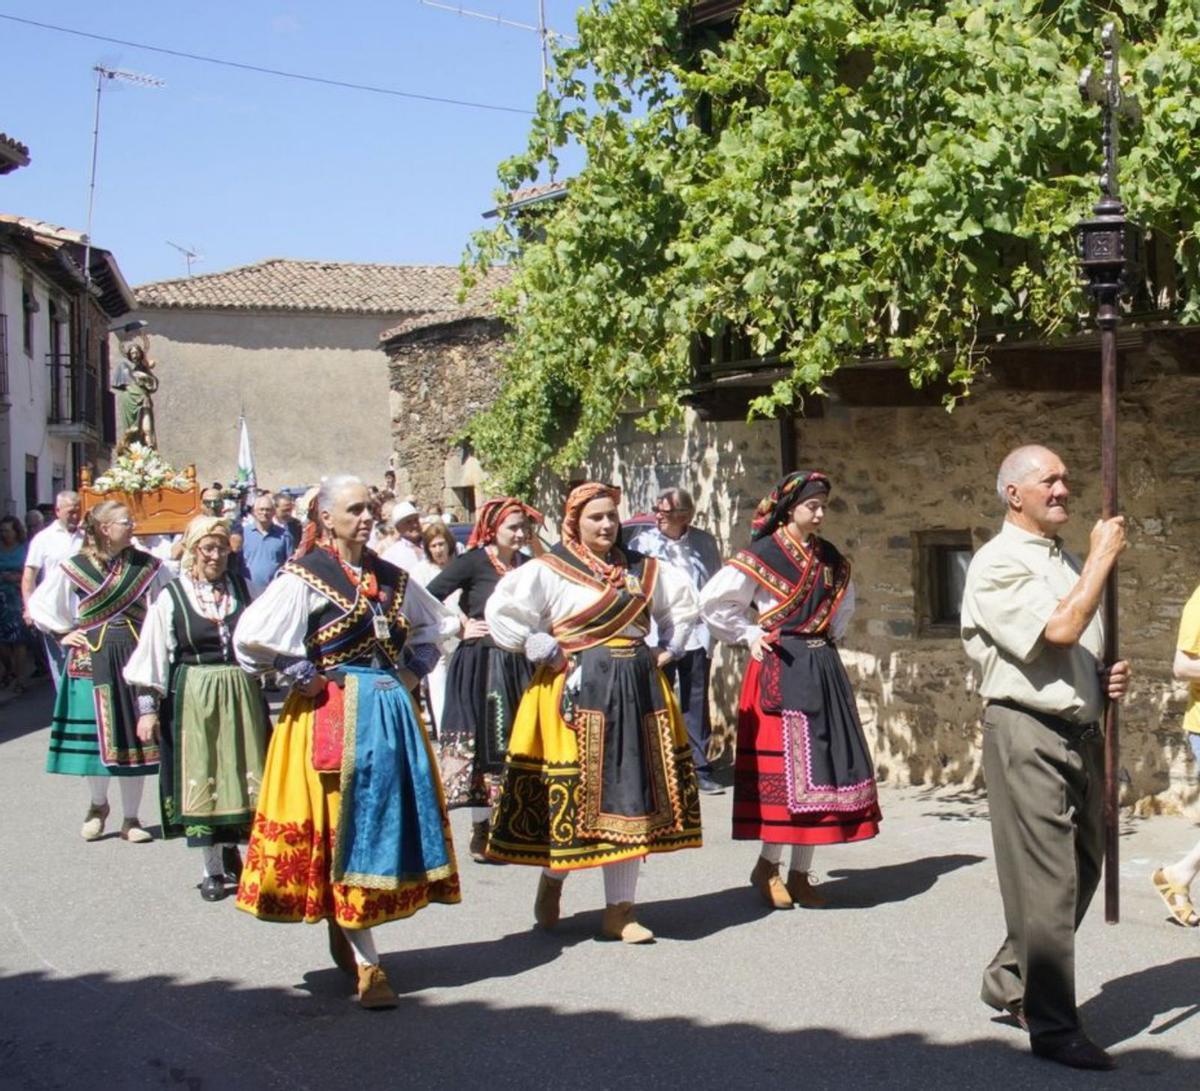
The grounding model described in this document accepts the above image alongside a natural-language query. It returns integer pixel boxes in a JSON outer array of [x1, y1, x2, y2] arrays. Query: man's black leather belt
[[986, 698, 1101, 740]]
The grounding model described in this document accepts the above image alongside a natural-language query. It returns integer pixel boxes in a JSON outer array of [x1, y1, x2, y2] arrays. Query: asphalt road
[[1, 681, 1198, 1089]]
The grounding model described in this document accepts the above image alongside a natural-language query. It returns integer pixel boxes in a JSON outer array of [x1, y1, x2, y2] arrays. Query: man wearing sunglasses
[[629, 488, 724, 794]]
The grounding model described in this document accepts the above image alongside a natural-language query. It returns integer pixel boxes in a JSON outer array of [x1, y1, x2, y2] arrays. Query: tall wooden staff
[[1076, 24, 1142, 924]]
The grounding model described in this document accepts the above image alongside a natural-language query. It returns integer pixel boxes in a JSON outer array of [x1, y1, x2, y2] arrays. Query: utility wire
[[0, 12, 534, 116]]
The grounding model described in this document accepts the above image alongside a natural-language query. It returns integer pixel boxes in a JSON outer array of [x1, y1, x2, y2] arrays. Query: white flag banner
[[236, 415, 256, 491]]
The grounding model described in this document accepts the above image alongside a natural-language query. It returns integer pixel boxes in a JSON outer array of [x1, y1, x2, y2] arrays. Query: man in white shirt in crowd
[[20, 490, 83, 690], [630, 487, 725, 794], [381, 500, 425, 573]]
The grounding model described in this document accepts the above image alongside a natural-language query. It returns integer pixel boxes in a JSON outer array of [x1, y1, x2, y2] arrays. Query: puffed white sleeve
[[400, 577, 455, 647], [122, 587, 178, 694], [651, 562, 699, 659], [485, 561, 553, 656], [233, 571, 314, 674], [830, 580, 856, 643], [699, 563, 765, 648], [27, 562, 76, 635]]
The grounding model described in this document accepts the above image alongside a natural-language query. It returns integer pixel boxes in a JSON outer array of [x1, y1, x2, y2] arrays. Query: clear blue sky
[[1, 1, 582, 286]]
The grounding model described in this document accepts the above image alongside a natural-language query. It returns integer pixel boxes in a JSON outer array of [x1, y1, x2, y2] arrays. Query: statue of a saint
[[112, 339, 159, 452]]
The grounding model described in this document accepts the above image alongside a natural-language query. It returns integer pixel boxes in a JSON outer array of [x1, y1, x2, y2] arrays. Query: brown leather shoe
[[599, 902, 655, 944], [785, 869, 827, 908], [356, 964, 398, 1010], [469, 820, 489, 863], [327, 919, 357, 977], [750, 856, 794, 910], [534, 872, 565, 930]]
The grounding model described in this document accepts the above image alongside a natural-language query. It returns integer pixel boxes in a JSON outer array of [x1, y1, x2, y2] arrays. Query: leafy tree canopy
[[466, 0, 1200, 495]]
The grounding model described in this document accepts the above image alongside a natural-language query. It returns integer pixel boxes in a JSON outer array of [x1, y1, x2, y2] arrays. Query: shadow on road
[[0, 683, 53, 746], [0, 966, 1195, 1089], [1083, 956, 1200, 1048], [821, 852, 986, 907]]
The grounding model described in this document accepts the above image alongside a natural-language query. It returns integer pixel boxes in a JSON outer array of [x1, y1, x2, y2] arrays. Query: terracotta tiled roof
[[484, 180, 568, 219], [134, 258, 502, 315], [0, 214, 134, 317], [0, 132, 31, 174], [380, 303, 505, 345]]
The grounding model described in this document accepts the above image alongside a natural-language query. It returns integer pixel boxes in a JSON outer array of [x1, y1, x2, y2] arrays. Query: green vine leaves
[[465, 0, 1200, 496]]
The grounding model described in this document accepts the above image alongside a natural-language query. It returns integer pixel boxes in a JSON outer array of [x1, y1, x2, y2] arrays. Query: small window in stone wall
[[915, 530, 973, 637]]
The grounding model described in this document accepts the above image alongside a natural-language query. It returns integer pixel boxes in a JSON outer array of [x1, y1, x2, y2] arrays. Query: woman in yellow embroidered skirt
[[485, 483, 702, 944], [233, 475, 459, 1009]]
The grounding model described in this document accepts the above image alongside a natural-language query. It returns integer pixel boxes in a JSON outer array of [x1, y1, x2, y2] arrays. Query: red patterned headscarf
[[468, 497, 544, 549], [750, 471, 831, 541], [561, 482, 625, 585], [561, 482, 621, 548]]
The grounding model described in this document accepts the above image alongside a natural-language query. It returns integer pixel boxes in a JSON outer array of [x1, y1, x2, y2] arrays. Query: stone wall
[[386, 317, 506, 515], [385, 313, 1200, 813], [553, 348, 1200, 814]]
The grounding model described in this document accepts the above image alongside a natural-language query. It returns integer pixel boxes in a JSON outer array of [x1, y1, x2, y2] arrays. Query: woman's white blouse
[[699, 565, 856, 647], [484, 554, 699, 657], [122, 575, 239, 694], [27, 558, 173, 636], [232, 569, 453, 674]]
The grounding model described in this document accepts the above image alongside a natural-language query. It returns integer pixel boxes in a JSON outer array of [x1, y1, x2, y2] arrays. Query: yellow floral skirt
[[236, 689, 460, 928]]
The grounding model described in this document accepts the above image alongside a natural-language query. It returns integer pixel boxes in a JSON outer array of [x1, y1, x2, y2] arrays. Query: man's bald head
[[996, 444, 1071, 536], [996, 445, 1059, 505]]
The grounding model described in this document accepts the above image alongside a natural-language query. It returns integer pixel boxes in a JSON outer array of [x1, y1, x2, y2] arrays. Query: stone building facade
[[389, 312, 1200, 812], [383, 309, 508, 520]]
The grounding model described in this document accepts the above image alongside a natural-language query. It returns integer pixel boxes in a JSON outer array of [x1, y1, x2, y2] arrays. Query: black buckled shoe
[[200, 876, 227, 902]]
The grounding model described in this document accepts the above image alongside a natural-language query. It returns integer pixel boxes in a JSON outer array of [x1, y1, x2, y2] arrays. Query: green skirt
[[45, 658, 151, 778], [159, 663, 271, 843]]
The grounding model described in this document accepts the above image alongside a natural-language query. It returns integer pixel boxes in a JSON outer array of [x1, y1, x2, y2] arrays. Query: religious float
[[79, 444, 203, 535]]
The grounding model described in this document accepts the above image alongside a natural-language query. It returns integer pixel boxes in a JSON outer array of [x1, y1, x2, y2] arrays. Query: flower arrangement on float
[[91, 444, 192, 494], [81, 445, 202, 534]]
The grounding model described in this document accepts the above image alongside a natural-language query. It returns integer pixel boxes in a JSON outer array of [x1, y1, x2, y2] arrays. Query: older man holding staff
[[961, 444, 1129, 1071]]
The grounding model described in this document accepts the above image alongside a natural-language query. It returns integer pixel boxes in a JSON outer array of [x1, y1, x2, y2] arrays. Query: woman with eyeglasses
[[123, 516, 271, 901], [28, 500, 172, 842]]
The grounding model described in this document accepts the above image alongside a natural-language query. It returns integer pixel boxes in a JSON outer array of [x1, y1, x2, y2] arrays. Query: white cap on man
[[391, 501, 419, 525]]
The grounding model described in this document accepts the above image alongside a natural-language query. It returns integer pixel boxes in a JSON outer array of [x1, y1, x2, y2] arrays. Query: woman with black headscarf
[[700, 471, 880, 911]]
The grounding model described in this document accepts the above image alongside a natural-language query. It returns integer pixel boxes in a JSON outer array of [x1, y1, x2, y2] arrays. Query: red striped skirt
[[732, 655, 881, 845]]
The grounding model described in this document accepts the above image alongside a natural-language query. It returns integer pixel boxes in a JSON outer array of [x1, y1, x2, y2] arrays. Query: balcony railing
[[45, 351, 100, 431]]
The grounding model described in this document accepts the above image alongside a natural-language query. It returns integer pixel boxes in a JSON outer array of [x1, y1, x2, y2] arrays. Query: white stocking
[[789, 844, 815, 873], [343, 927, 380, 968], [86, 776, 109, 806], [117, 777, 145, 820], [470, 806, 491, 824], [759, 842, 783, 864], [602, 859, 641, 905]]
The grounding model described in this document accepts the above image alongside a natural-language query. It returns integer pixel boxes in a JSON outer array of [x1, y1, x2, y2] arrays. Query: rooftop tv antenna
[[166, 240, 203, 277], [417, 0, 574, 91]]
